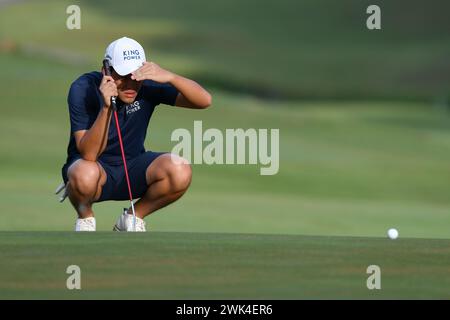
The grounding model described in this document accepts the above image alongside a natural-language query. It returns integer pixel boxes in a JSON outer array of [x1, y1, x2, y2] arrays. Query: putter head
[[130, 201, 137, 232]]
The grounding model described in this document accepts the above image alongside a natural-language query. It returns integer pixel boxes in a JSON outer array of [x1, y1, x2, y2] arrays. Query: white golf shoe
[[113, 209, 146, 232], [75, 217, 96, 231]]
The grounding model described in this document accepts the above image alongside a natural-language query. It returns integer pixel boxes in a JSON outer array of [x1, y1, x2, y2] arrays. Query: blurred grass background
[[0, 0, 449, 237]]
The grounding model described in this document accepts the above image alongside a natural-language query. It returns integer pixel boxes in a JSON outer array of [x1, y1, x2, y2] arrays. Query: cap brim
[[113, 61, 143, 76]]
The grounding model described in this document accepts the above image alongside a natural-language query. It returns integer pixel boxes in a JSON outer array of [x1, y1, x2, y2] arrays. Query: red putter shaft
[[102, 59, 137, 231], [113, 109, 137, 230]]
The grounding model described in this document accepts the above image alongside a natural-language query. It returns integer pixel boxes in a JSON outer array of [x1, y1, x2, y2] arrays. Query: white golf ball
[[387, 228, 399, 239]]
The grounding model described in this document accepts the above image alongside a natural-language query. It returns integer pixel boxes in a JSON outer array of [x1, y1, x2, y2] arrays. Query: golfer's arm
[[171, 74, 212, 109], [74, 106, 112, 161]]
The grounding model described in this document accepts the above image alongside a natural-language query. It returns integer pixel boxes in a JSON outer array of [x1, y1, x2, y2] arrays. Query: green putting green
[[0, 232, 449, 299]]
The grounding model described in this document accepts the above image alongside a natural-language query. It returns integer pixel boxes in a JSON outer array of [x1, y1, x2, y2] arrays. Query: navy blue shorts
[[62, 151, 166, 202]]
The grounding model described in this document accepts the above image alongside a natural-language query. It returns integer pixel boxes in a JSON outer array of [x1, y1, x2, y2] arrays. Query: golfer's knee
[[167, 159, 192, 192], [68, 160, 102, 197]]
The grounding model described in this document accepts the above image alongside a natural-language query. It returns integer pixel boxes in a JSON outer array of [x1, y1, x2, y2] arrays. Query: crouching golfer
[[60, 37, 211, 231]]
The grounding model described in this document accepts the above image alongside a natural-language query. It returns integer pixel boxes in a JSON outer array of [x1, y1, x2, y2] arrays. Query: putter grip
[[110, 96, 117, 111], [102, 59, 117, 111]]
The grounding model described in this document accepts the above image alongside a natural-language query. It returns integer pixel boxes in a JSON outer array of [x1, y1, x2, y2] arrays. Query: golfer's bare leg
[[66, 159, 107, 218], [131, 154, 192, 218]]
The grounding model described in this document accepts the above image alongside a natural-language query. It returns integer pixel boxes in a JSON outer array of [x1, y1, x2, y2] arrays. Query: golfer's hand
[[99, 75, 118, 108], [131, 61, 175, 83]]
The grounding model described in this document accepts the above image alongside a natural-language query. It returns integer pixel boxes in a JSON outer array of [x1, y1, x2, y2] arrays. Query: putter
[[103, 59, 137, 231]]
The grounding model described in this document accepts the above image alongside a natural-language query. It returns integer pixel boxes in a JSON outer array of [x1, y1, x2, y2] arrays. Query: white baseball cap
[[104, 37, 146, 76]]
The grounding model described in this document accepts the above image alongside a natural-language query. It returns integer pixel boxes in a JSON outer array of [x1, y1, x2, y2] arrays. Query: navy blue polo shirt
[[65, 71, 178, 165]]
